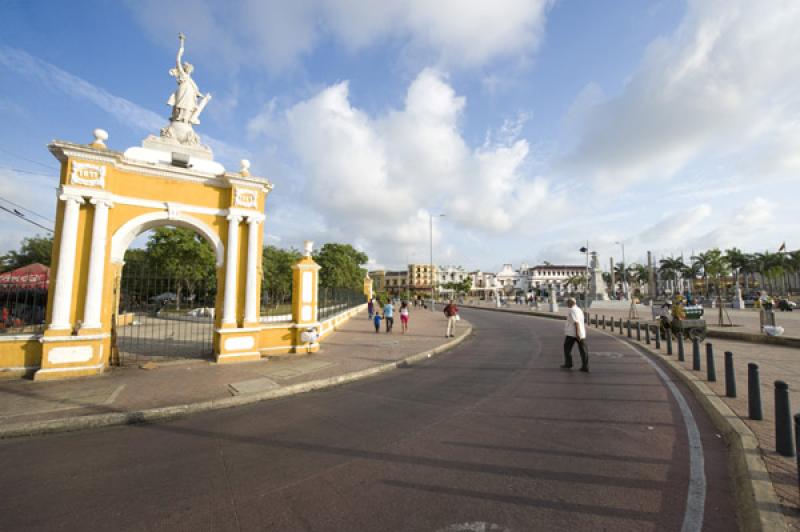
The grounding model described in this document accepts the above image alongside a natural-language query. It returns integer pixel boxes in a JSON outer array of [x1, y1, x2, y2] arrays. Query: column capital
[[245, 214, 265, 225], [226, 213, 243, 223], [89, 198, 114, 208], [59, 193, 85, 204]]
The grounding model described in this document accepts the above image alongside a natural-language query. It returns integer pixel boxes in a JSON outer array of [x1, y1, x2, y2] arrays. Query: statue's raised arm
[[176, 32, 186, 76]]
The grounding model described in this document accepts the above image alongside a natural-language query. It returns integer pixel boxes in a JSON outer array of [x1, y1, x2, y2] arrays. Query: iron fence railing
[[115, 273, 216, 363], [0, 285, 47, 335], [318, 287, 366, 321]]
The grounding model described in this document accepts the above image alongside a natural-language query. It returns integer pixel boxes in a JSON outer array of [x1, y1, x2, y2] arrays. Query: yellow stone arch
[[32, 134, 272, 380]]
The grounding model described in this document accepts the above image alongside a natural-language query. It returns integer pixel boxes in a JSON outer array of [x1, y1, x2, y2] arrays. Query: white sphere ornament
[[239, 159, 251, 175], [92, 128, 109, 147]]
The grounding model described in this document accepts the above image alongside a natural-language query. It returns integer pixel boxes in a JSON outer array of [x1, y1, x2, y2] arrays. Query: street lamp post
[[580, 242, 590, 311], [429, 213, 445, 311], [615, 240, 628, 300]]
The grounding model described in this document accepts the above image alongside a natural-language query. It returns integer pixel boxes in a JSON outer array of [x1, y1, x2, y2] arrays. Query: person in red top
[[443, 299, 459, 338]]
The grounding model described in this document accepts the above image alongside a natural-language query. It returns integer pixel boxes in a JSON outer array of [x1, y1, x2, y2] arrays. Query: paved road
[[0, 309, 737, 531]]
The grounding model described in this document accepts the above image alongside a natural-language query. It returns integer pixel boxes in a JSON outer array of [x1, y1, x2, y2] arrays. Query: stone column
[[81, 198, 112, 329], [49, 194, 84, 330], [243, 216, 261, 324], [222, 214, 242, 326]]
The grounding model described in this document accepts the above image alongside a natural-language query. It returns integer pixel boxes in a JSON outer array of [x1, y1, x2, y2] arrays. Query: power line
[[0, 196, 54, 223], [0, 165, 55, 181], [0, 205, 53, 233], [0, 146, 58, 171]]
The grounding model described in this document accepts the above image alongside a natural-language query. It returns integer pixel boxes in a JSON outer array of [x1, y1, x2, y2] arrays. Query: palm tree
[[691, 252, 711, 296], [682, 261, 702, 296], [724, 247, 748, 291], [659, 257, 686, 295], [627, 263, 649, 296], [703, 249, 729, 297]]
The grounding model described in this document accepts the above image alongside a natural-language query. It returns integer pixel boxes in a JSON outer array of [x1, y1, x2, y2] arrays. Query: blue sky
[[1, 0, 798, 272]]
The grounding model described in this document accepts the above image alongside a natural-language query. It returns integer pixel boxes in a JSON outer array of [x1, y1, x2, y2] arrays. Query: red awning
[[0, 263, 49, 289]]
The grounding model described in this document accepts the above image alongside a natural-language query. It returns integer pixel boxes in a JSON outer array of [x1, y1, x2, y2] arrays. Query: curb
[[463, 305, 787, 532], [0, 326, 472, 440]]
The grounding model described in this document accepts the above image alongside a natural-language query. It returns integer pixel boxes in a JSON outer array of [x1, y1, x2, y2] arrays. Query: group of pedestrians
[[367, 297, 461, 338], [368, 298, 410, 334]]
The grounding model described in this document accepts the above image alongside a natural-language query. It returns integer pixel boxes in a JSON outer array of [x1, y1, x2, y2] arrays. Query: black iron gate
[[113, 273, 216, 364]]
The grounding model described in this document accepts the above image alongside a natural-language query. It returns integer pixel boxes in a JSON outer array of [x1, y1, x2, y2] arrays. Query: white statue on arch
[[155, 33, 212, 149], [167, 32, 211, 125]]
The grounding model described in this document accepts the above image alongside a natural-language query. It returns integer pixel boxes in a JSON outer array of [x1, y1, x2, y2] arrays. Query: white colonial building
[[525, 264, 589, 296], [495, 263, 530, 295]]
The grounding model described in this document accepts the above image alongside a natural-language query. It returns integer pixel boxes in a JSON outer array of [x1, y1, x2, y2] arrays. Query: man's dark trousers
[[563, 335, 589, 369]]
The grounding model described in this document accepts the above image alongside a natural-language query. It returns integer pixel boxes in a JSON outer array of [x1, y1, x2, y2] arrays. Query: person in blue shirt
[[373, 312, 382, 333], [383, 301, 394, 333]]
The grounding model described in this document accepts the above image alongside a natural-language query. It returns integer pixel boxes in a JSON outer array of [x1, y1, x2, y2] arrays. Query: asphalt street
[[0, 308, 738, 531]]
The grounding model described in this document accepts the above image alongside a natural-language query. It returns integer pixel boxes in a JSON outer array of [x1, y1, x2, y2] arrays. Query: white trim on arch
[[110, 211, 225, 267]]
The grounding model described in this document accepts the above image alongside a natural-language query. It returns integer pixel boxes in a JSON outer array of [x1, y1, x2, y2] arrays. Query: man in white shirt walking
[[562, 298, 589, 372]]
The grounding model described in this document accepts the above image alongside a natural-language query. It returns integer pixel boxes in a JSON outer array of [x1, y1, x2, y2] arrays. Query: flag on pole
[[779, 242, 786, 252]]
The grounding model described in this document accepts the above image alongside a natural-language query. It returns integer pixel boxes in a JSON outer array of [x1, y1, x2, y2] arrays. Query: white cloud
[[278, 68, 557, 264], [127, 0, 551, 72], [562, 0, 800, 187]]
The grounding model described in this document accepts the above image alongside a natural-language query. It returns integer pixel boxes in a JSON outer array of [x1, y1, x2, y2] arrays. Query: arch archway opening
[[112, 223, 219, 365]]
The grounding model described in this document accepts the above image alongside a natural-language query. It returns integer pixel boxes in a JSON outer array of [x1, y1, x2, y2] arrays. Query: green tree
[[314, 243, 369, 290], [1, 235, 53, 271], [262, 245, 301, 310], [144, 227, 216, 308]]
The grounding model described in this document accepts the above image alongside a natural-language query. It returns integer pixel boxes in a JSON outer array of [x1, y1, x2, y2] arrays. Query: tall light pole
[[430, 213, 445, 311], [579, 242, 589, 311], [615, 240, 628, 300]]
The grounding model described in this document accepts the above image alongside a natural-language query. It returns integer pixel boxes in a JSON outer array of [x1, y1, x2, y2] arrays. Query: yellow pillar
[[292, 241, 321, 353], [363, 273, 373, 301]]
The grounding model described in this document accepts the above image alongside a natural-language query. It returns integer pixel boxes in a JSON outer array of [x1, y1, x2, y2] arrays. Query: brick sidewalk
[[0, 307, 469, 429]]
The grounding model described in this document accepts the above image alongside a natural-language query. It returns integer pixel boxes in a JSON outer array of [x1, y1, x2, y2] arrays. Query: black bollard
[[748, 363, 762, 420], [655, 327, 661, 349], [725, 351, 736, 397], [602, 315, 606, 330], [636, 322, 641, 341], [706, 343, 716, 382], [645, 325, 651, 345], [775, 381, 794, 456], [618, 319, 623, 335], [626, 320, 631, 338], [677, 332, 685, 361], [794, 414, 800, 497], [692, 337, 701, 371], [666, 330, 673, 355]]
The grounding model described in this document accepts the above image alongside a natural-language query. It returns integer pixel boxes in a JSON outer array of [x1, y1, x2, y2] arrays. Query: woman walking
[[400, 301, 410, 333]]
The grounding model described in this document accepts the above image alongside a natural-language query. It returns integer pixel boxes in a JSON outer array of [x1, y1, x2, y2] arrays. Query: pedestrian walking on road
[[368, 298, 374, 320], [373, 312, 382, 333], [562, 298, 589, 372], [384, 301, 394, 333], [400, 301, 410, 333], [443, 299, 459, 337]]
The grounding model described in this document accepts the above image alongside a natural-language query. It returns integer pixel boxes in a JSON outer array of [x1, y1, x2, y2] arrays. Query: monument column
[[222, 214, 242, 326], [81, 198, 113, 330], [243, 215, 262, 325], [49, 194, 84, 331]]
